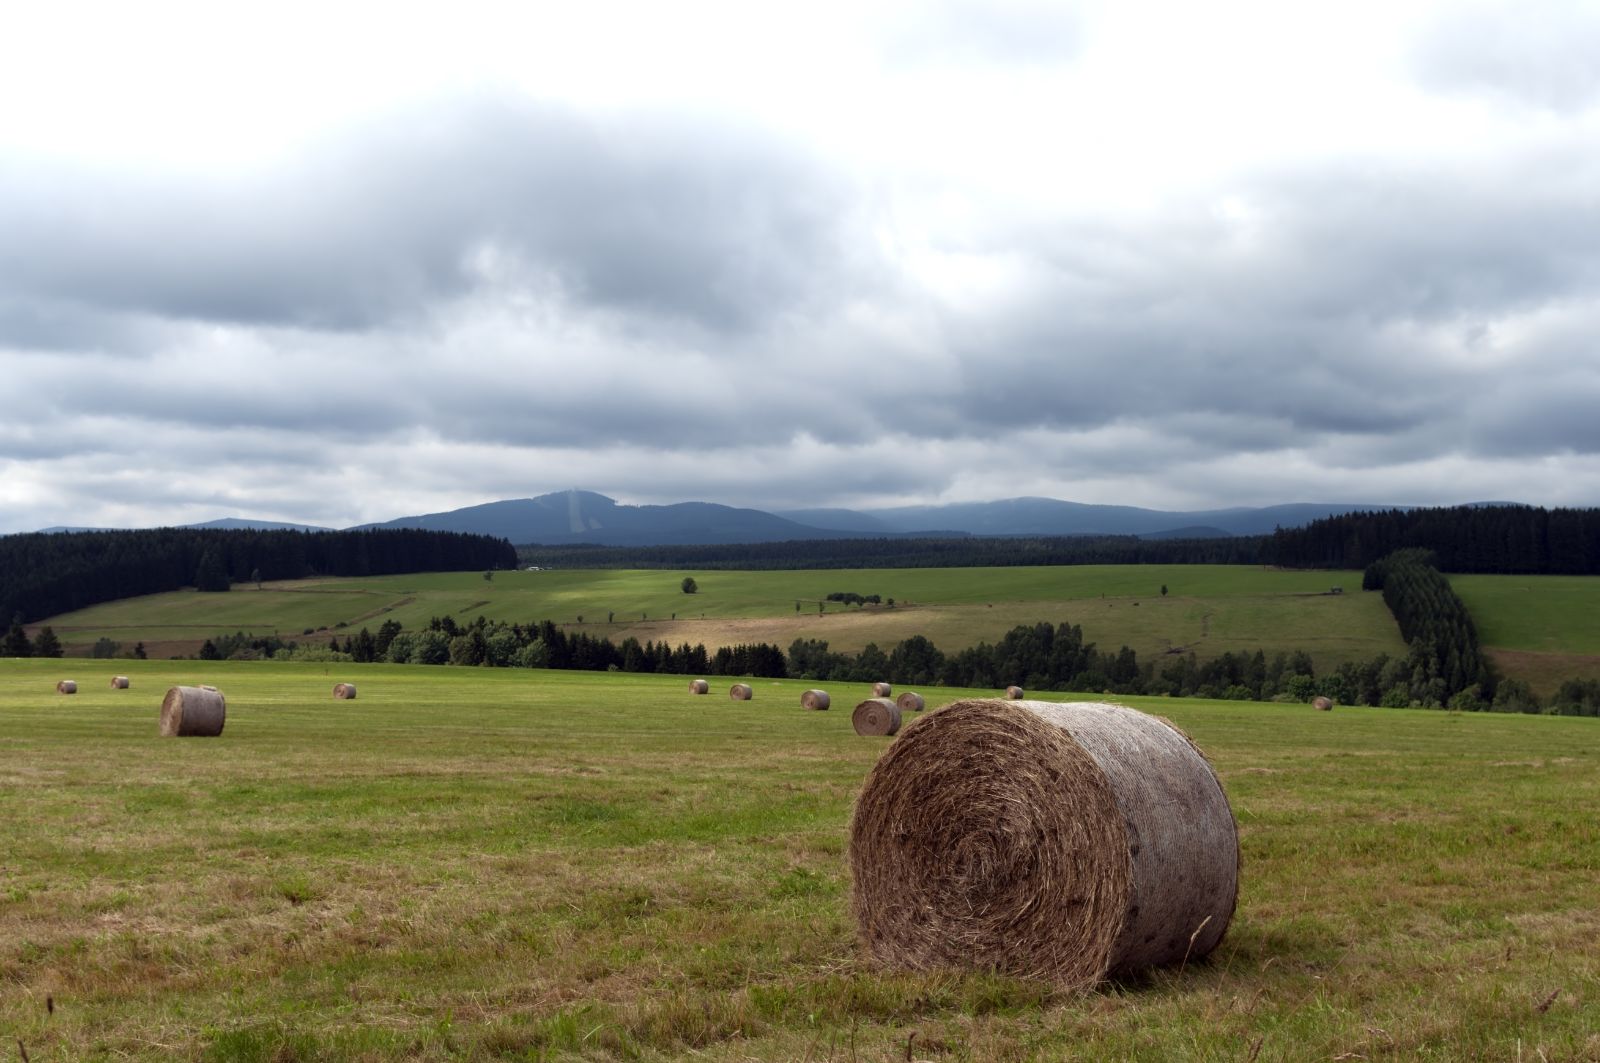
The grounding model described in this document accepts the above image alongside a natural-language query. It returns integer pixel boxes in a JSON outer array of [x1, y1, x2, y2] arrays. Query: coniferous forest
[[0, 528, 517, 624]]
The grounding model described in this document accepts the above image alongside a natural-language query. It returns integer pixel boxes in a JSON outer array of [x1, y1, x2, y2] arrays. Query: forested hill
[[519, 535, 1268, 570], [519, 504, 1600, 573], [1263, 505, 1600, 573], [0, 528, 516, 624]]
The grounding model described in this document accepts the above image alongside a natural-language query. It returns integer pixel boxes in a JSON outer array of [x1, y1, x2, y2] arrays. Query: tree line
[[0, 528, 519, 624], [182, 607, 1584, 715], [518, 534, 1266, 571], [1266, 505, 1600, 573]]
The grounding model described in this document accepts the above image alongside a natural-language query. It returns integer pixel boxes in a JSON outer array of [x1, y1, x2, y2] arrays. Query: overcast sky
[[4, 0, 1599, 532]]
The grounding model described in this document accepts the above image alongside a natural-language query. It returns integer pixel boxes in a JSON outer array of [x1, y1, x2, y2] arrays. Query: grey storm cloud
[[0, 97, 862, 336]]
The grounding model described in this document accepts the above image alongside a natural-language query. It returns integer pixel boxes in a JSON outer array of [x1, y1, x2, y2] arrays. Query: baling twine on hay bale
[[852, 697, 902, 736], [872, 681, 893, 697], [160, 686, 226, 737], [56, 680, 77, 694], [895, 691, 925, 713], [1004, 685, 1024, 699], [111, 676, 131, 689], [849, 698, 1238, 989], [801, 689, 831, 711], [689, 679, 710, 695], [333, 682, 357, 700], [1313, 696, 1333, 711], [729, 682, 754, 701]]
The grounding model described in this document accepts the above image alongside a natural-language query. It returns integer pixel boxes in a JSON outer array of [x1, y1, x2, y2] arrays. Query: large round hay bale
[[1004, 685, 1024, 699], [895, 691, 925, 713], [849, 698, 1238, 989], [853, 697, 902, 736], [1312, 696, 1333, 711], [801, 689, 831, 711], [689, 679, 710, 695], [729, 682, 753, 701], [872, 682, 893, 697], [160, 686, 226, 737], [333, 682, 357, 700], [56, 680, 77, 694], [111, 676, 131, 689]]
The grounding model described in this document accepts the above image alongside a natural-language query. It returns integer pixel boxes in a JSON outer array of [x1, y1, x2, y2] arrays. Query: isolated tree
[[3, 624, 32, 658], [1161, 584, 1169, 597], [250, 567, 262, 590], [199, 639, 220, 661], [134, 642, 147, 660], [33, 626, 63, 658], [483, 570, 493, 582], [681, 577, 698, 594]]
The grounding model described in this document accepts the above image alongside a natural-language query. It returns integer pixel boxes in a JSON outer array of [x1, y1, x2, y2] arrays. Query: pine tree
[[33, 626, 63, 658], [3, 624, 33, 657]]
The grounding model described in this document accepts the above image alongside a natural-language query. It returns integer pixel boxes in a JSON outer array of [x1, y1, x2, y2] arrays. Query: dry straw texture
[[333, 682, 357, 700], [852, 697, 902, 737], [689, 679, 710, 695], [895, 691, 926, 713], [110, 676, 130, 689], [801, 689, 831, 711], [872, 681, 893, 697], [729, 683, 754, 701], [56, 680, 77, 694], [159, 686, 226, 737], [1313, 696, 1334, 711], [849, 698, 1238, 989], [1005, 685, 1025, 699]]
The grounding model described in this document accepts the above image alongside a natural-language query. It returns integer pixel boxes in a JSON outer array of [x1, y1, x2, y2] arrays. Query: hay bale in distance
[[895, 691, 925, 713], [872, 681, 893, 697], [729, 682, 754, 701], [1313, 695, 1333, 711], [333, 682, 357, 700], [160, 686, 226, 737], [801, 689, 831, 711], [56, 680, 77, 695], [689, 679, 710, 695], [110, 676, 131, 689], [849, 698, 1238, 989], [1004, 685, 1024, 699], [852, 697, 902, 737]]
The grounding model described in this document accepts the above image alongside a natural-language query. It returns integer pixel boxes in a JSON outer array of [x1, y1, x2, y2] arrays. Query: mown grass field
[[41, 566, 1403, 673], [3, 659, 1598, 1061]]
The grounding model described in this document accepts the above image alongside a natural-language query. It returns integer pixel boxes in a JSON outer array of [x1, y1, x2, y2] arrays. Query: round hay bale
[[852, 697, 902, 737], [1005, 685, 1025, 699], [872, 681, 893, 697], [849, 698, 1238, 989], [110, 676, 131, 689], [729, 682, 754, 701], [689, 679, 710, 695], [160, 685, 226, 737], [333, 682, 357, 700], [1313, 695, 1333, 711], [895, 691, 925, 713], [801, 689, 831, 711], [56, 680, 77, 694]]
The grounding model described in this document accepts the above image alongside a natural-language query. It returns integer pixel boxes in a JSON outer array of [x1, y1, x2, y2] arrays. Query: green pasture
[[2, 659, 1597, 1061], [40, 565, 1402, 671], [1450, 575, 1600, 654]]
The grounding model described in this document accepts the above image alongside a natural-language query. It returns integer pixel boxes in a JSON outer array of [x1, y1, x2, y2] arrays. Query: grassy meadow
[[3, 659, 1599, 1061], [40, 565, 1402, 673], [1451, 574, 1600, 693]]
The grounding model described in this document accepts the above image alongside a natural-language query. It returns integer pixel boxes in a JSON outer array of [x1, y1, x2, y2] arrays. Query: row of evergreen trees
[[187, 609, 1591, 713], [0, 528, 519, 624], [1362, 548, 1490, 700], [1266, 505, 1600, 573]]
